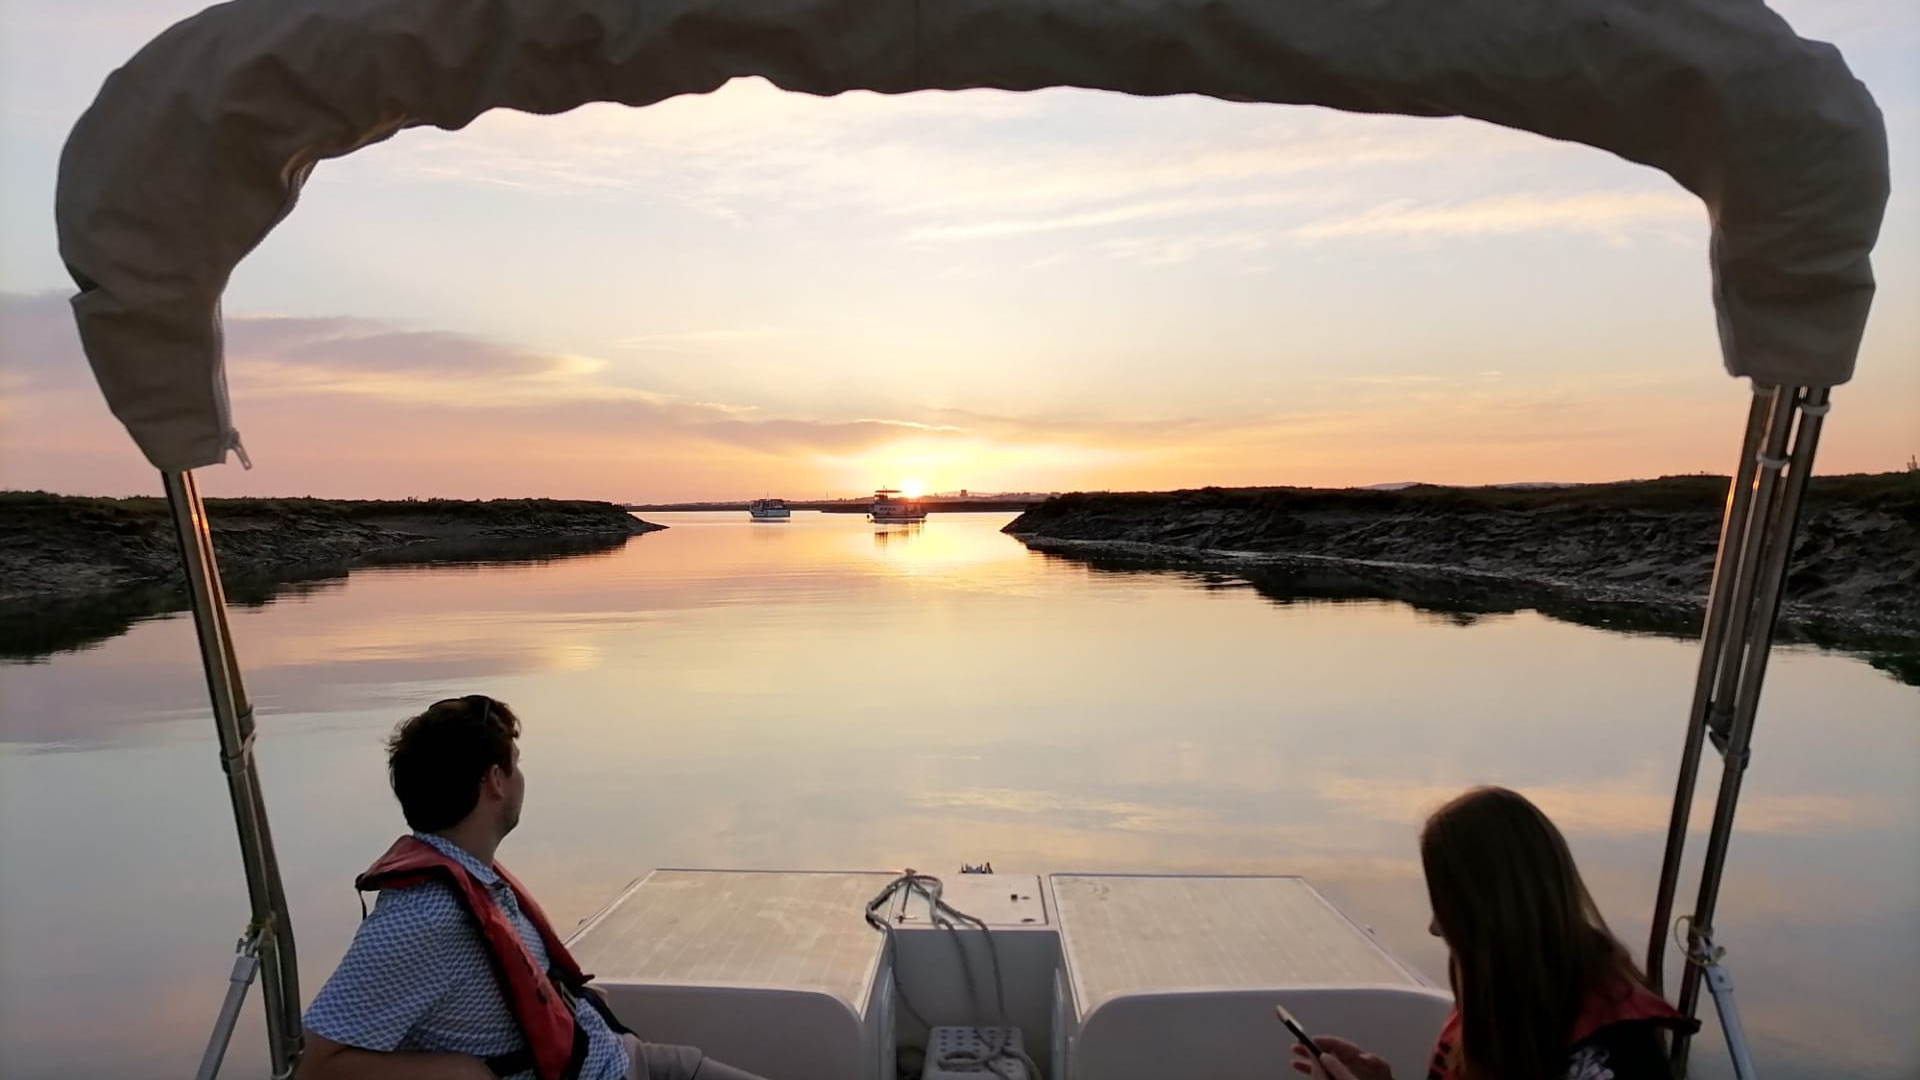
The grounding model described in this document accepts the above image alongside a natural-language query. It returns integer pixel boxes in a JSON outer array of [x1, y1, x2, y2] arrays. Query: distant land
[[0, 493, 661, 605], [7, 476, 1914, 678], [1004, 471, 1920, 662], [627, 494, 1053, 513]]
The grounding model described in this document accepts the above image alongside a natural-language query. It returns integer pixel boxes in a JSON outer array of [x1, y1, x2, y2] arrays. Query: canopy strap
[[164, 469, 303, 1077]]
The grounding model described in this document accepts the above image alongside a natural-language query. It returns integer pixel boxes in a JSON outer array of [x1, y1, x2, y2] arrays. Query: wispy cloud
[[905, 193, 1302, 243], [340, 80, 1636, 261], [1091, 231, 1272, 267], [0, 292, 969, 479], [615, 327, 798, 352], [1294, 191, 1698, 243]]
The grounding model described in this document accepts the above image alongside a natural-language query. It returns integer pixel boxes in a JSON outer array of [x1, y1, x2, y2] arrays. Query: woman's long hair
[[1421, 786, 1651, 1080]]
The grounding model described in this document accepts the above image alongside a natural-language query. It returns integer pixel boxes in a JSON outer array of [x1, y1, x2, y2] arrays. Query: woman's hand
[[1289, 1036, 1394, 1080]]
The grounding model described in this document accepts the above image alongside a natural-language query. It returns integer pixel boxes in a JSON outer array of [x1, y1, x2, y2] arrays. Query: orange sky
[[1, 1, 1915, 501]]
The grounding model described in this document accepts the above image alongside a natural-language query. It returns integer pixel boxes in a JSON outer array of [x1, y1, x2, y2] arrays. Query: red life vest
[[1425, 979, 1690, 1080], [357, 836, 593, 1080]]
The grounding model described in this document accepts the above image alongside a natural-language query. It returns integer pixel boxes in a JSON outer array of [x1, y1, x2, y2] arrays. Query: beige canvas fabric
[[55, 0, 1888, 471]]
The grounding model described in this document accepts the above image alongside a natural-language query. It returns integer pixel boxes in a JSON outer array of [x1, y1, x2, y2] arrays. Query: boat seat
[[568, 870, 897, 1080], [1049, 875, 1452, 1080]]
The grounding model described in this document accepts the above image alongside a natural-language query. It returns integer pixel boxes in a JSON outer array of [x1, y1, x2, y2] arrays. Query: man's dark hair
[[386, 695, 521, 832]]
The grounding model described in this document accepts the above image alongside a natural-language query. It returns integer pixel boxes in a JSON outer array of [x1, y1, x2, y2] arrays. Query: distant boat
[[868, 488, 927, 524], [747, 498, 791, 521]]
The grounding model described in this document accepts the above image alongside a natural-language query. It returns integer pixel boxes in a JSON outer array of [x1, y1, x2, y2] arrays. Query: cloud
[[5, 290, 885, 431], [904, 193, 1301, 244], [1, 288, 1313, 494], [615, 328, 798, 352], [0, 290, 1037, 497], [224, 320, 611, 407], [337, 79, 1662, 263], [1294, 191, 1699, 243], [1090, 231, 1272, 267]]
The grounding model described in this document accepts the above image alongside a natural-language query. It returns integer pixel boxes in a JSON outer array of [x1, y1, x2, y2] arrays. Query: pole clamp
[[1677, 916, 1724, 966], [218, 709, 259, 774]]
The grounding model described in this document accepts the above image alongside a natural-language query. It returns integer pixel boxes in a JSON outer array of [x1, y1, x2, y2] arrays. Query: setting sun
[[899, 479, 927, 499]]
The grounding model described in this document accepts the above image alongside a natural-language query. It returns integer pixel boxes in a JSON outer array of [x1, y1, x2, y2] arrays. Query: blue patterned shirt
[[303, 833, 625, 1080]]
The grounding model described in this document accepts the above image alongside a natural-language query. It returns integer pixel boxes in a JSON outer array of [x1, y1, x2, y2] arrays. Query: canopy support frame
[[194, 928, 264, 1080], [1689, 930, 1759, 1080], [164, 469, 303, 1079], [1645, 385, 1829, 1074]]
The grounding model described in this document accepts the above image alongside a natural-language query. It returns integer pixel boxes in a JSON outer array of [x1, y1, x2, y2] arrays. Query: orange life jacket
[[1425, 979, 1691, 1080], [357, 836, 593, 1080]]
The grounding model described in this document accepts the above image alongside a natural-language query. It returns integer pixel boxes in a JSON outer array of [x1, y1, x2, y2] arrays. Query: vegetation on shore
[[1005, 471, 1920, 643], [0, 492, 662, 604]]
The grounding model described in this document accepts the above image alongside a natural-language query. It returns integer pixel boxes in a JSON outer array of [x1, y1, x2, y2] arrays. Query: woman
[[1293, 786, 1694, 1080]]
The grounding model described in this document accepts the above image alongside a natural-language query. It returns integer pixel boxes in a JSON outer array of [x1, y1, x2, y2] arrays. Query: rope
[[237, 916, 272, 954], [1674, 915, 1724, 967], [865, 871, 1044, 1079]]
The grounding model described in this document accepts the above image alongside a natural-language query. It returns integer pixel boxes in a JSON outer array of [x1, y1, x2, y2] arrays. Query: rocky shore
[[1004, 473, 1920, 645], [0, 493, 663, 604]]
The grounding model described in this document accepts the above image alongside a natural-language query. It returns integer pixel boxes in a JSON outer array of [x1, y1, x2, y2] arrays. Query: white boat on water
[[870, 489, 929, 524], [748, 498, 792, 521], [47, 0, 1886, 1077]]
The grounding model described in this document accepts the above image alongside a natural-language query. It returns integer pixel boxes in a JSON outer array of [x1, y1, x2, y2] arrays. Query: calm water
[[1, 512, 1914, 1079]]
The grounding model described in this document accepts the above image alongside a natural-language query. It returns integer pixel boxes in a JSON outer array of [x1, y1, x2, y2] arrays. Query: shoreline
[[1004, 472, 1920, 659], [0, 493, 664, 605], [626, 497, 1048, 513], [1014, 534, 1914, 643]]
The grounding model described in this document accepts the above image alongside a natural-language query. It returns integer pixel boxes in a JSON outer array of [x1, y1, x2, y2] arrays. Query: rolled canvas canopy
[[57, 0, 1888, 472]]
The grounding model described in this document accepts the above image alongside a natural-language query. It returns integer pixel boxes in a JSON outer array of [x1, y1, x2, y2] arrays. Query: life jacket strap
[[483, 968, 627, 1078]]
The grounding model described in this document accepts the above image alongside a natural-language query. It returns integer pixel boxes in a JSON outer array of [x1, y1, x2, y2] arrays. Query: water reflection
[[0, 533, 638, 663], [1058, 551, 1920, 686], [872, 521, 925, 548], [0, 512, 1913, 1079]]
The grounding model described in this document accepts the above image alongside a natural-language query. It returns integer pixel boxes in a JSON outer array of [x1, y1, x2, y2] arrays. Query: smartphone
[[1274, 1004, 1324, 1060]]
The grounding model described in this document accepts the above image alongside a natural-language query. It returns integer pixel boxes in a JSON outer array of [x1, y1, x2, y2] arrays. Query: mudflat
[[1004, 472, 1920, 643]]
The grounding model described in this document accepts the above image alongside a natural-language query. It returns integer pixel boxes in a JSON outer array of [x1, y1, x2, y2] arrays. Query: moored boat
[[747, 497, 791, 521], [869, 489, 928, 524]]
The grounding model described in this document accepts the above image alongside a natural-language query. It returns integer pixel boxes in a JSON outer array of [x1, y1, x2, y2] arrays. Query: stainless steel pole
[[1670, 387, 1828, 1073], [162, 470, 303, 1078], [1645, 388, 1773, 991], [1699, 390, 1799, 758]]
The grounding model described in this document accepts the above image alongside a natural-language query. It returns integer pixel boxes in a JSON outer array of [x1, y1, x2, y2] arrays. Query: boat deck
[[571, 869, 890, 1009], [1053, 874, 1423, 1011], [568, 870, 1450, 1080]]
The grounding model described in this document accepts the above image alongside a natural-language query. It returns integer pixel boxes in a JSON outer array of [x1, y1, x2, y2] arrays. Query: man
[[297, 695, 765, 1080]]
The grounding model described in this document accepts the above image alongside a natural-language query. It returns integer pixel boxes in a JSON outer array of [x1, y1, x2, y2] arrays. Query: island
[[1003, 472, 1920, 652], [0, 493, 663, 604]]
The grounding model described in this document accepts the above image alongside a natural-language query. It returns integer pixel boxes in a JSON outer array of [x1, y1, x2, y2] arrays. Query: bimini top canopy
[[57, 0, 1887, 472]]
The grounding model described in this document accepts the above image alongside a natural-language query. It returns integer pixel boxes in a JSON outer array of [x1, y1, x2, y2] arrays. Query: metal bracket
[[1685, 929, 1758, 1080], [218, 711, 259, 775], [194, 928, 265, 1080]]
